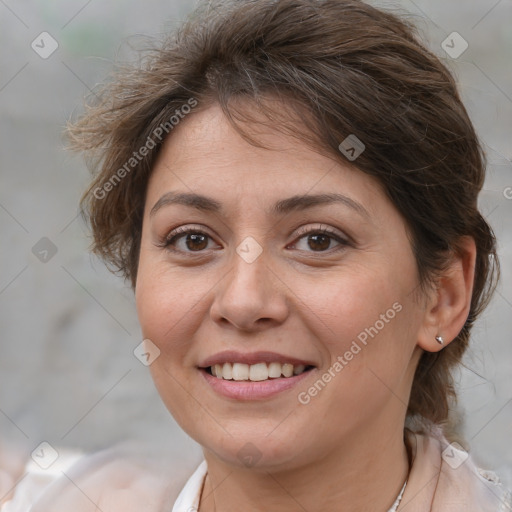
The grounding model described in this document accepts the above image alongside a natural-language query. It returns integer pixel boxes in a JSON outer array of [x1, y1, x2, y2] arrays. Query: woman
[[3, 0, 510, 510]]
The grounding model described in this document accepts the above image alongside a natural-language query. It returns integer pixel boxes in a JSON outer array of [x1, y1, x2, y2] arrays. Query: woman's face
[[135, 102, 426, 470]]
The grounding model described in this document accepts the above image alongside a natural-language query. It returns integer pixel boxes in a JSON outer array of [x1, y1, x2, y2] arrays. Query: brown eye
[[162, 227, 214, 253], [305, 233, 332, 251], [291, 227, 349, 253], [180, 232, 209, 251]]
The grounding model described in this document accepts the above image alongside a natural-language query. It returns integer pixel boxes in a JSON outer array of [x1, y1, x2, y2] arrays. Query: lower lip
[[200, 368, 315, 400]]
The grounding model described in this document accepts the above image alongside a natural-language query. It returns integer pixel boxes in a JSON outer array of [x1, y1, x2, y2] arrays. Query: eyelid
[[166, 223, 212, 240], [293, 223, 348, 242]]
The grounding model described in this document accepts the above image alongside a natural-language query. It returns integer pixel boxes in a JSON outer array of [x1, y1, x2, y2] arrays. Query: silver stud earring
[[435, 335, 444, 345]]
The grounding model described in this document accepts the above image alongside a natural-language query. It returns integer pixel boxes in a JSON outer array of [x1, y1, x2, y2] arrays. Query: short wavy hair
[[68, 0, 500, 432]]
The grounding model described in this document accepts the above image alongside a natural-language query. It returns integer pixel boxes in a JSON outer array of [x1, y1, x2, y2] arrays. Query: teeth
[[293, 364, 306, 375], [222, 362, 232, 380], [208, 362, 310, 381], [249, 362, 268, 381], [268, 362, 282, 378], [232, 363, 248, 381], [281, 363, 293, 378]]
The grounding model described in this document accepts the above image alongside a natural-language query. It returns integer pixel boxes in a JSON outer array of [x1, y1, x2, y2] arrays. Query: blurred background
[[1, 0, 511, 495]]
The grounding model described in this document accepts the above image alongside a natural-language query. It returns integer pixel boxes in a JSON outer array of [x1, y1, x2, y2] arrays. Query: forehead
[[146, 102, 386, 220]]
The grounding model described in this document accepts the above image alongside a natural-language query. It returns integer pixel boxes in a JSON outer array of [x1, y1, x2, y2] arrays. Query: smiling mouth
[[204, 362, 315, 381]]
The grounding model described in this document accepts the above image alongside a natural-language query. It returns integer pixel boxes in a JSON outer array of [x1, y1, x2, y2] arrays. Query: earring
[[435, 335, 444, 345]]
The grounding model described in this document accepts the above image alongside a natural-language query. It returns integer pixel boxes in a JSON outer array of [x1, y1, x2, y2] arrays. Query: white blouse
[[0, 449, 84, 511]]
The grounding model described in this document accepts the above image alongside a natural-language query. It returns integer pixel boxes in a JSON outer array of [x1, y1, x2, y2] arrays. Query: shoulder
[[405, 427, 512, 512], [0, 446, 83, 511], [438, 440, 511, 511], [1, 443, 196, 512]]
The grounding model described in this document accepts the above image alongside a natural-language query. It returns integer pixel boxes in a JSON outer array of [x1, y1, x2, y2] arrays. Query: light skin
[[135, 100, 476, 512]]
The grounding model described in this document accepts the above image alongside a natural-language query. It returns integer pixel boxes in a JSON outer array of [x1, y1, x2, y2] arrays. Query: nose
[[209, 247, 290, 332]]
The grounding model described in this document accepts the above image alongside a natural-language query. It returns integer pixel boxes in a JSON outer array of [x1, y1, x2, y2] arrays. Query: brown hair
[[67, 0, 499, 432]]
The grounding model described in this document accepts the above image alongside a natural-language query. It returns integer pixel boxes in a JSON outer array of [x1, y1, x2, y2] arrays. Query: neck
[[199, 423, 410, 512]]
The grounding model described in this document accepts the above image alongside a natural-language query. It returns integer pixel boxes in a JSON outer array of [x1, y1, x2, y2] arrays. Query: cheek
[[302, 267, 404, 349], [135, 268, 201, 424], [135, 260, 208, 345], [301, 259, 419, 403]]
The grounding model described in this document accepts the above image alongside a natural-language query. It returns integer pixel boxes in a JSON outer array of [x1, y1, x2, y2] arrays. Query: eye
[[289, 225, 349, 253], [160, 225, 217, 253], [158, 224, 350, 255]]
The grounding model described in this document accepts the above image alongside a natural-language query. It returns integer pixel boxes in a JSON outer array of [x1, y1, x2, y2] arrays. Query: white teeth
[[208, 362, 310, 381], [222, 362, 232, 380], [232, 363, 249, 381], [268, 362, 282, 378], [249, 363, 268, 381]]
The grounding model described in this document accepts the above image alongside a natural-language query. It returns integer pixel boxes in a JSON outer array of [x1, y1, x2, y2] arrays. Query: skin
[[135, 101, 476, 512]]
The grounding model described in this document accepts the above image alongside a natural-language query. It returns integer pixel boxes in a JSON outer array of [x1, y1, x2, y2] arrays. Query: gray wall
[[1, 0, 511, 489]]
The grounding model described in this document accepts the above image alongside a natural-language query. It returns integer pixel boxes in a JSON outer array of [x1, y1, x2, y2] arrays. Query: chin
[[190, 424, 312, 472]]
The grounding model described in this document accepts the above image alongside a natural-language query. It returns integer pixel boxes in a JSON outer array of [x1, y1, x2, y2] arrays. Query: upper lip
[[198, 350, 317, 368]]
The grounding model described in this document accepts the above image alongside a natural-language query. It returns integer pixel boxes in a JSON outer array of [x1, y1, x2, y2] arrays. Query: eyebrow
[[149, 191, 370, 219]]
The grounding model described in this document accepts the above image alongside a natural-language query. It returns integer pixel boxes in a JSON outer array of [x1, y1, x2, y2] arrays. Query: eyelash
[[158, 224, 350, 255]]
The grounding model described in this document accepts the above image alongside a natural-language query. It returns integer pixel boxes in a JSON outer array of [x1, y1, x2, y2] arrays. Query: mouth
[[197, 350, 318, 400], [199, 363, 316, 400], [203, 362, 316, 381]]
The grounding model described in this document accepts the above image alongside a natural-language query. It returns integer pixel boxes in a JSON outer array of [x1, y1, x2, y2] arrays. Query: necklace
[[388, 478, 408, 512]]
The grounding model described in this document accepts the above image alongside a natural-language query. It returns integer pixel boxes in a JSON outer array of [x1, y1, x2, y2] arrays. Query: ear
[[417, 236, 477, 352]]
